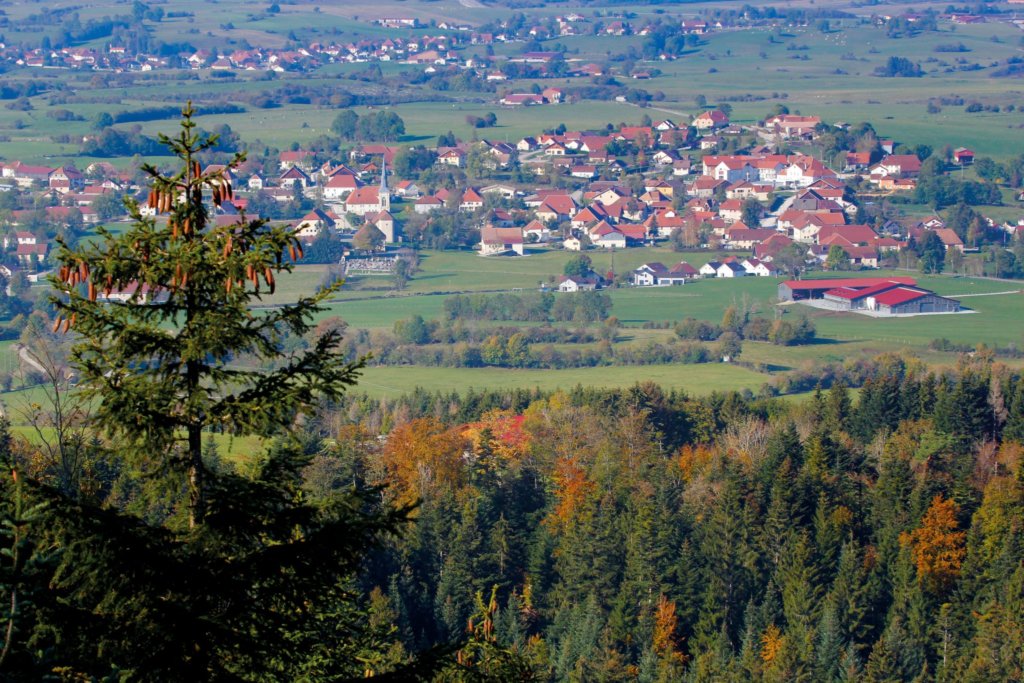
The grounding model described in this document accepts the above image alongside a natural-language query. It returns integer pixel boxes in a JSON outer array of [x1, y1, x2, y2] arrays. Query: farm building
[[785, 277, 961, 315], [778, 277, 916, 301], [870, 287, 961, 315]]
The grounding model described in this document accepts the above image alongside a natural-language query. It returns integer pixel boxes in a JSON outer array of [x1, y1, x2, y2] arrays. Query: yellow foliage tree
[[760, 623, 785, 665], [653, 594, 687, 666], [545, 456, 595, 533], [381, 417, 468, 507]]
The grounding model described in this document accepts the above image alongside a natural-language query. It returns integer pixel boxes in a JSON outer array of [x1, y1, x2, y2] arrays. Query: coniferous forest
[[1, 112, 1023, 681]]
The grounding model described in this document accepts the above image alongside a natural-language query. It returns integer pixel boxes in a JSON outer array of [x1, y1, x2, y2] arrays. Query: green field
[[354, 361, 772, 398], [248, 250, 1024, 386], [9, 246, 1017, 414], [262, 251, 1024, 347]]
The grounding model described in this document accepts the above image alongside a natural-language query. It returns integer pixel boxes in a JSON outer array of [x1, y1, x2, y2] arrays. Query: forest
[[324, 356, 1024, 682], [5, 343, 1024, 679]]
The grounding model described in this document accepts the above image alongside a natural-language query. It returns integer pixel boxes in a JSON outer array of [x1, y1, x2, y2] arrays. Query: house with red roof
[[414, 195, 445, 214], [718, 199, 746, 223], [870, 154, 922, 180], [6, 162, 54, 188], [437, 148, 465, 167], [459, 188, 485, 212], [754, 233, 794, 262], [844, 152, 872, 171], [727, 227, 778, 250], [820, 280, 961, 315], [933, 228, 965, 252], [279, 165, 311, 189], [763, 114, 821, 139], [279, 150, 315, 172], [524, 219, 553, 242], [871, 287, 960, 315], [535, 194, 577, 222], [571, 205, 609, 230], [16, 242, 48, 266], [542, 87, 563, 103], [693, 110, 729, 130], [815, 223, 880, 246], [293, 208, 338, 242], [479, 225, 524, 256], [345, 186, 387, 216], [322, 173, 361, 201]]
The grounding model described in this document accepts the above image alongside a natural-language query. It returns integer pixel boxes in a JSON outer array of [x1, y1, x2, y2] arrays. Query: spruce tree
[[52, 103, 362, 527], [20, 104, 419, 680]]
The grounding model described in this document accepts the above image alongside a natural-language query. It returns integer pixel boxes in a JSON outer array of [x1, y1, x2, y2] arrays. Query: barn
[[872, 287, 960, 315], [778, 277, 917, 302]]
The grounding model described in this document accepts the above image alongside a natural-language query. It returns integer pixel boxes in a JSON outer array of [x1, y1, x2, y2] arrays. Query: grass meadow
[[264, 249, 1024, 353], [353, 361, 773, 398]]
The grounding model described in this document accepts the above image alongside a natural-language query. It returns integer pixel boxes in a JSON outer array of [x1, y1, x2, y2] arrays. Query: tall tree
[[53, 103, 362, 528], [18, 103, 420, 679]]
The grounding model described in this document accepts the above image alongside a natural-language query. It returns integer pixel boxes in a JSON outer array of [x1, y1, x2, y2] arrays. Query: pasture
[[266, 249, 1024, 358], [352, 361, 773, 399]]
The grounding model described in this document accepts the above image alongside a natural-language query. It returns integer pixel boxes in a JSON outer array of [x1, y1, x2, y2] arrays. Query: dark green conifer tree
[[4, 105, 420, 680]]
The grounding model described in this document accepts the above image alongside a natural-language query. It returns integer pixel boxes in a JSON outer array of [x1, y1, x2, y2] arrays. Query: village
[[0, 102, 995, 318], [2, 5, 1013, 77]]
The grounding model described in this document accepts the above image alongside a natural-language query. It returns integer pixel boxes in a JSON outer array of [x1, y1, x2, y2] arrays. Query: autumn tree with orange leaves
[[900, 494, 967, 594], [382, 417, 468, 507]]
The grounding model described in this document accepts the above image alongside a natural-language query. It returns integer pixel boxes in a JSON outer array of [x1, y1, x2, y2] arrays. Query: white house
[[558, 276, 598, 292], [322, 174, 360, 201], [632, 262, 694, 286], [479, 225, 524, 256], [741, 258, 777, 277], [523, 219, 552, 242], [414, 195, 444, 214], [699, 261, 721, 277], [716, 261, 748, 278]]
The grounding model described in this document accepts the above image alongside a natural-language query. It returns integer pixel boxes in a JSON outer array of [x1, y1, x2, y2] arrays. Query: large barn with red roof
[[779, 277, 962, 315]]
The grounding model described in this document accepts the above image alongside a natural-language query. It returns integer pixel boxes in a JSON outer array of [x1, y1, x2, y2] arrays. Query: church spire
[[378, 156, 390, 212]]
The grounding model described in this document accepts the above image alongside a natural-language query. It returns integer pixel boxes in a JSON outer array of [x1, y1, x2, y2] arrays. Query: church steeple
[[378, 157, 390, 211]]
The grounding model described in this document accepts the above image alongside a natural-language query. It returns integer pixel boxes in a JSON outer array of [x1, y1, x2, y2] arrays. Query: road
[[618, 100, 691, 120], [16, 344, 47, 376]]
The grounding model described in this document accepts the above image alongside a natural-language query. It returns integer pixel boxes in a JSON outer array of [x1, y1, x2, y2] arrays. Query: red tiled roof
[[481, 226, 523, 245], [824, 281, 903, 300], [783, 277, 916, 291], [874, 287, 929, 306]]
